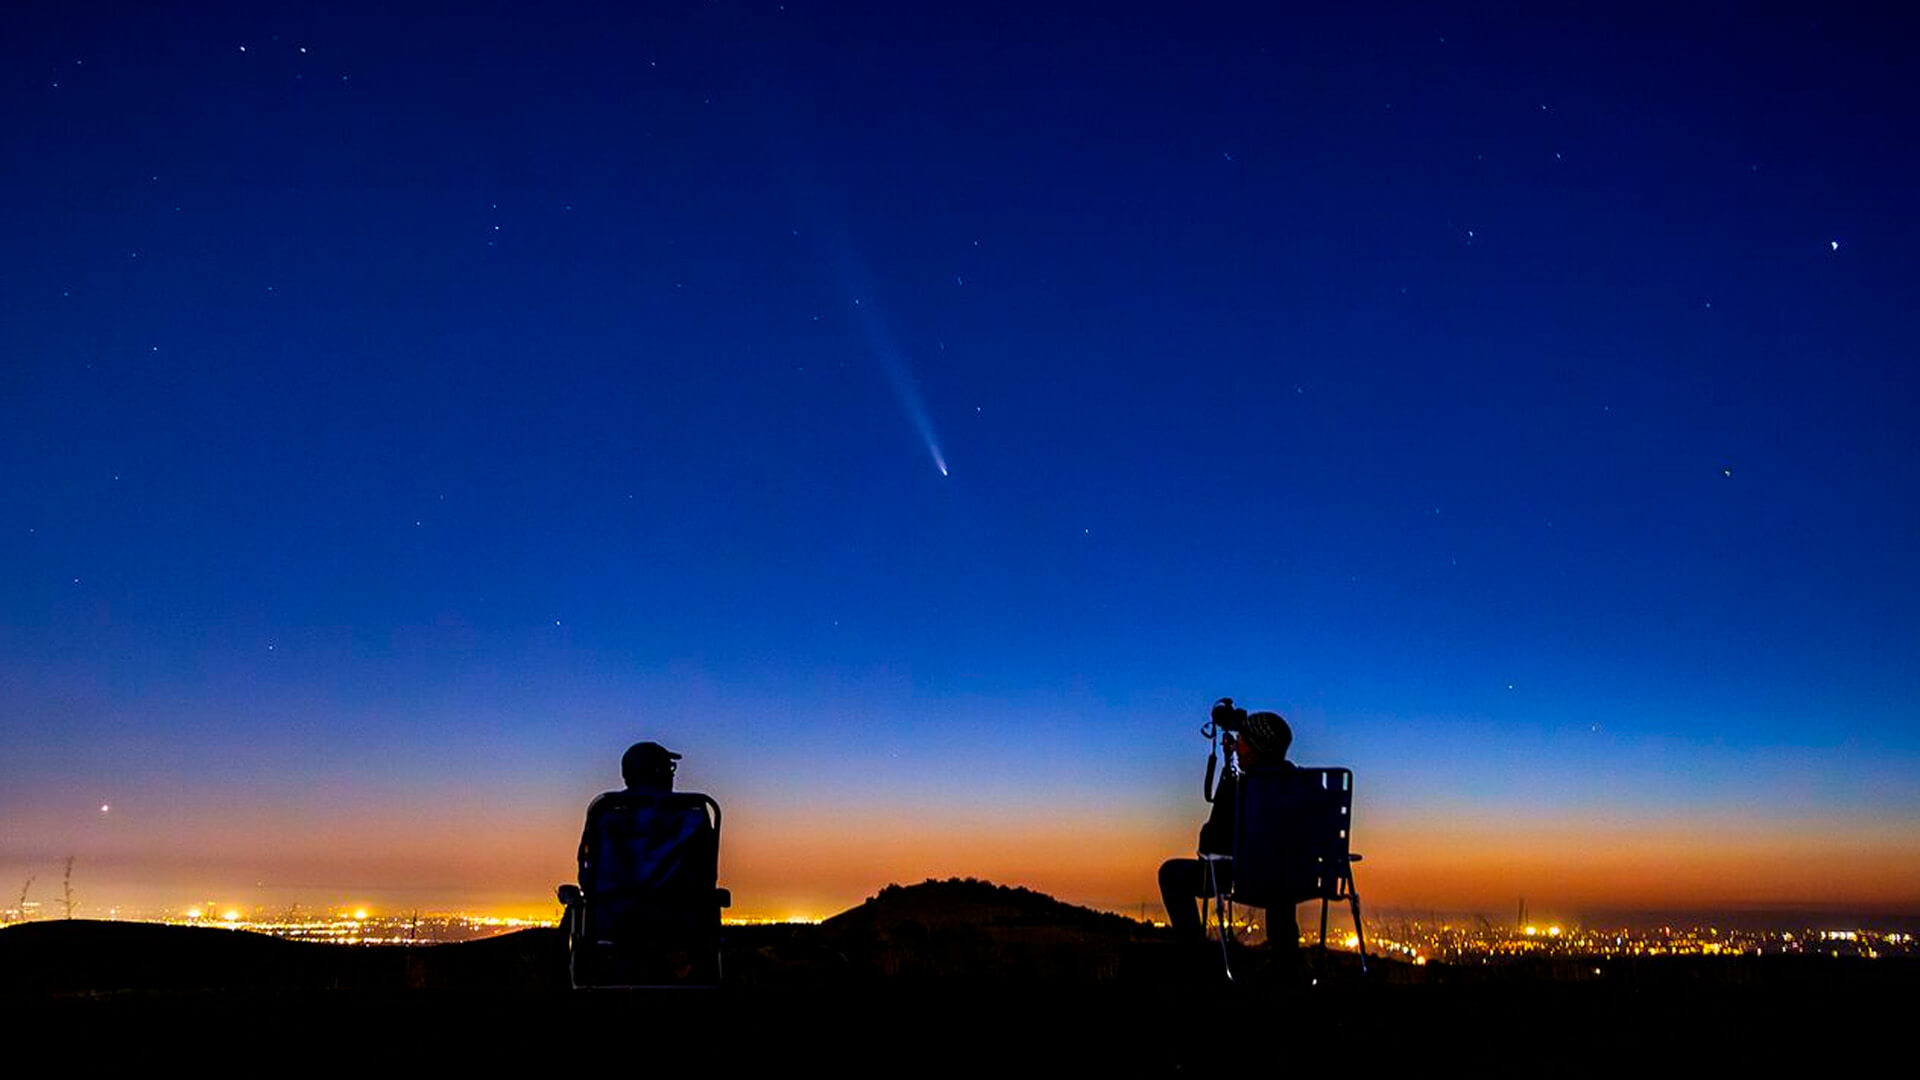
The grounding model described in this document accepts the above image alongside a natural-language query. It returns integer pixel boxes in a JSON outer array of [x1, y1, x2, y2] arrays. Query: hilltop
[[752, 876, 1164, 982], [825, 877, 1151, 937]]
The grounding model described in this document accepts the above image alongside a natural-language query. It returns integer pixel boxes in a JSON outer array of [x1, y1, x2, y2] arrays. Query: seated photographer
[[1158, 699, 1301, 957]]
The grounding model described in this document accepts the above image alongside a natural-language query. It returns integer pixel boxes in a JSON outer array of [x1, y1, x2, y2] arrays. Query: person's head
[[1235, 711, 1293, 769], [620, 741, 681, 791]]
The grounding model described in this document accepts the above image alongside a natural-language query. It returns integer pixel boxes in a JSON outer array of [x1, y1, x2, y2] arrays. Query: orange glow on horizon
[[23, 798, 1920, 921], [1360, 811, 1920, 911]]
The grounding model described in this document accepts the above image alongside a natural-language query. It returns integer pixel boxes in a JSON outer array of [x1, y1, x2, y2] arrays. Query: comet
[[800, 210, 952, 480], [850, 292, 949, 479]]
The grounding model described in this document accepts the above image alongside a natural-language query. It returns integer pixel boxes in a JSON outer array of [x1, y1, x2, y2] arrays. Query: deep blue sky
[[4, 2, 1917, 919]]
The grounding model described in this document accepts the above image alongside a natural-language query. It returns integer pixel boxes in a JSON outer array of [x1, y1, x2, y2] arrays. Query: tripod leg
[[1207, 858, 1234, 982]]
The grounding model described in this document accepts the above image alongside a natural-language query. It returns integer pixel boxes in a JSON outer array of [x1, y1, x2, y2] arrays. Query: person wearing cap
[[574, 740, 687, 870], [1158, 703, 1299, 953], [620, 740, 681, 794]]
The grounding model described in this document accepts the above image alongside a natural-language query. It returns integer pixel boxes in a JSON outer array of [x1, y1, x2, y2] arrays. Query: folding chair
[[556, 790, 731, 988], [1207, 766, 1367, 981]]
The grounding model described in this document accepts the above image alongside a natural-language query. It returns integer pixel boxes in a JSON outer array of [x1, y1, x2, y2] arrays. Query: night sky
[[5, 2, 1917, 922]]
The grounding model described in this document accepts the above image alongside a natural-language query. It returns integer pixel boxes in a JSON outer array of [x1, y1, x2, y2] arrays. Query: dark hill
[[769, 877, 1162, 982], [6, 907, 1917, 1074], [0, 881, 1271, 993], [0, 919, 566, 995], [823, 877, 1152, 938]]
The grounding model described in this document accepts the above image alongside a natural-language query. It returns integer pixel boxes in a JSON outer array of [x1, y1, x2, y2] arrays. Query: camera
[[1210, 697, 1249, 733]]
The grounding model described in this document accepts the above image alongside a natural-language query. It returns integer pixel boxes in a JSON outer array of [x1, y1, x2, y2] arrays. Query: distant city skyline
[[4, 3, 1917, 923], [10, 894, 1919, 968]]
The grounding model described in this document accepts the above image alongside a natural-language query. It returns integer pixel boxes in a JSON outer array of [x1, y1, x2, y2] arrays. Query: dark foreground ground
[[6, 915, 1913, 1073]]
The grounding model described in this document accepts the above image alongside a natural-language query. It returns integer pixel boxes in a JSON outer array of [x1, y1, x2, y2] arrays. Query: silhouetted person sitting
[[557, 741, 729, 986], [1159, 699, 1302, 964]]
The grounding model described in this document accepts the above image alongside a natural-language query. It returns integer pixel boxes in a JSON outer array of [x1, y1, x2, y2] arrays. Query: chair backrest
[[579, 791, 721, 908], [1231, 766, 1354, 909]]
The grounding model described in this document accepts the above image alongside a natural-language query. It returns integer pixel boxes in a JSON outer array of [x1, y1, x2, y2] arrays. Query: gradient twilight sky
[[4, 2, 1918, 922]]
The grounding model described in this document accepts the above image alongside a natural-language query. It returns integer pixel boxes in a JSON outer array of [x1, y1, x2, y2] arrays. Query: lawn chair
[[556, 790, 730, 988], [1207, 766, 1367, 981]]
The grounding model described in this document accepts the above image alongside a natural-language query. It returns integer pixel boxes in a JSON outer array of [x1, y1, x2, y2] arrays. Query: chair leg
[[1348, 888, 1368, 976], [565, 907, 583, 990]]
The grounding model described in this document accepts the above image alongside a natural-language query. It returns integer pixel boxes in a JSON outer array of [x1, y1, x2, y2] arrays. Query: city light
[[4, 901, 1913, 962], [1349, 916, 1917, 963]]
